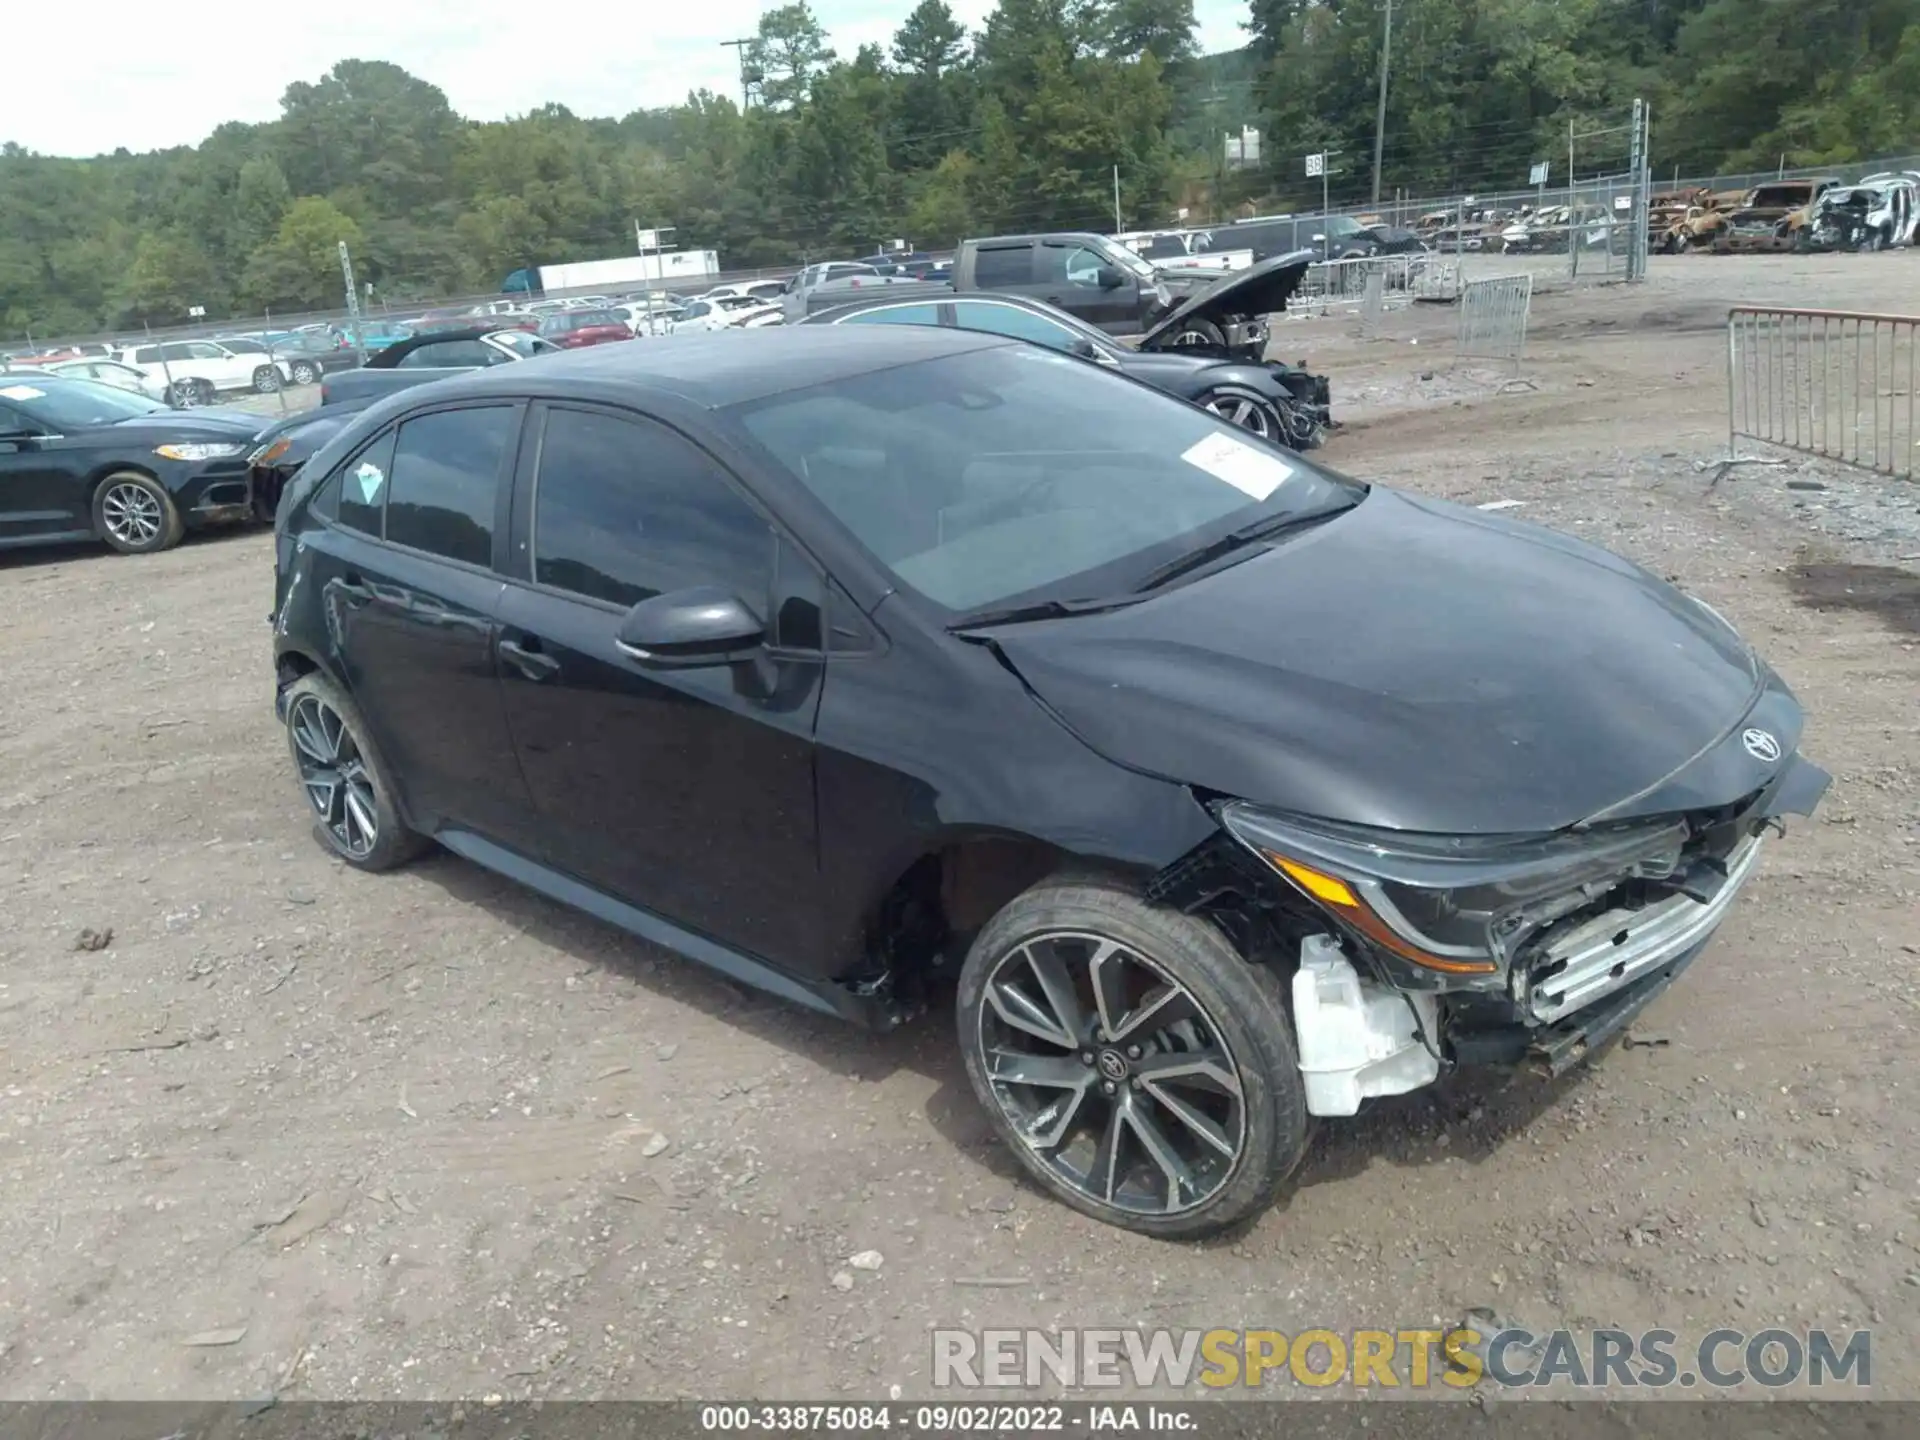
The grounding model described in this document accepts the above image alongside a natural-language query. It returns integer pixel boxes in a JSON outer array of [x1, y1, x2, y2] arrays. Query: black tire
[[282, 672, 429, 873], [1168, 318, 1227, 349], [252, 365, 283, 394], [91, 471, 184, 554], [289, 361, 319, 385], [956, 873, 1309, 1239]]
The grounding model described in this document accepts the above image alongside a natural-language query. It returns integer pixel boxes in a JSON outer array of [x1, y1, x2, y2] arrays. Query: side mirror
[[615, 586, 764, 667], [1095, 266, 1126, 290]]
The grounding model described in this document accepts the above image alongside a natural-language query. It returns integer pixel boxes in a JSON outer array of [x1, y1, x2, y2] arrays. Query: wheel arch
[[856, 826, 1157, 990]]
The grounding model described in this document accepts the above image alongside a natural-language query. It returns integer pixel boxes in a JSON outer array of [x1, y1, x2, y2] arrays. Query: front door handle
[[332, 577, 373, 606], [499, 637, 560, 681]]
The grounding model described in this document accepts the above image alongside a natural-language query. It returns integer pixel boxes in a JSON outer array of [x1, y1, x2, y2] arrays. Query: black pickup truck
[[788, 232, 1204, 331], [245, 327, 558, 517]]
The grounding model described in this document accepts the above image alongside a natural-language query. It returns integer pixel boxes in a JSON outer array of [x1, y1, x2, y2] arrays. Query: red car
[[535, 309, 635, 348]]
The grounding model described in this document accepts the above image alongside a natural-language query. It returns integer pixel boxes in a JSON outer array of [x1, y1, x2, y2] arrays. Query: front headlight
[[154, 442, 244, 461], [246, 437, 292, 467], [1217, 803, 1689, 975]]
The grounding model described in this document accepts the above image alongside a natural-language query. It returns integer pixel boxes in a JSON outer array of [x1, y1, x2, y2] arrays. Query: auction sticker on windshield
[[1181, 431, 1293, 501], [355, 461, 385, 504], [0, 385, 45, 401]]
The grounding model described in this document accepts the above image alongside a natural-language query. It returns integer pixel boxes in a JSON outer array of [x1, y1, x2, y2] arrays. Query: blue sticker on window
[[355, 461, 384, 504]]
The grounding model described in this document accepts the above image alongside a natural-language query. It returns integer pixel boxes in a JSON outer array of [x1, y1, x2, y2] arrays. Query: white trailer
[[537, 250, 720, 293]]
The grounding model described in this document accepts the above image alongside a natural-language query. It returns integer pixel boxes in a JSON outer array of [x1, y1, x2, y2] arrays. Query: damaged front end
[[1165, 755, 1828, 1116]]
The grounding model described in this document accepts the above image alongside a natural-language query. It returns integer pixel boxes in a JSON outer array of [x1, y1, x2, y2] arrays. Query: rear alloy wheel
[[252, 365, 283, 393], [957, 875, 1308, 1238], [92, 471, 183, 554], [1201, 387, 1281, 443], [169, 378, 214, 408], [283, 673, 426, 872], [289, 360, 319, 385]]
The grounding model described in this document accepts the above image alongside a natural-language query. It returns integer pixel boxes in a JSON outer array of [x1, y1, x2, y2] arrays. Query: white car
[[48, 357, 171, 401], [114, 340, 294, 406], [669, 294, 778, 333]]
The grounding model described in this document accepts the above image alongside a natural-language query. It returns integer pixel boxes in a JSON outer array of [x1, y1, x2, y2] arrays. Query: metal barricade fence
[[1727, 306, 1919, 480], [1288, 255, 1422, 317], [1456, 273, 1534, 369]]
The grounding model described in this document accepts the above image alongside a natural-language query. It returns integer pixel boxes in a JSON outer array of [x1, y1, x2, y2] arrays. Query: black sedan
[[269, 327, 1826, 1238], [0, 376, 263, 553], [804, 255, 1332, 450]]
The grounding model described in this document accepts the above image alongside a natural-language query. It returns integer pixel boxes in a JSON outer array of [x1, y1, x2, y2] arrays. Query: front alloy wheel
[[1202, 389, 1279, 442], [957, 876, 1309, 1238], [979, 934, 1246, 1216]]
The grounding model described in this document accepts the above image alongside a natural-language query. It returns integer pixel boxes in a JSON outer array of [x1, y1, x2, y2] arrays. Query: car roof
[[431, 324, 1013, 408]]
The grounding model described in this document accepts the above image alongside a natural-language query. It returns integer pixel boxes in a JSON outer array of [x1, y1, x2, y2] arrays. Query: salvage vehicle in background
[[1714, 178, 1842, 254], [114, 339, 293, 406], [268, 326, 1827, 1237], [804, 262, 1331, 450], [0, 375, 263, 553], [1804, 172, 1920, 251], [536, 309, 638, 349], [1660, 188, 1749, 251], [47, 357, 170, 401]]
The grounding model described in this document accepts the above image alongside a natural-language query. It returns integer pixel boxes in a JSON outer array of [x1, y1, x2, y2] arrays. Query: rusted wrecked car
[[1715, 178, 1842, 253], [1660, 189, 1748, 252], [1648, 187, 1708, 247]]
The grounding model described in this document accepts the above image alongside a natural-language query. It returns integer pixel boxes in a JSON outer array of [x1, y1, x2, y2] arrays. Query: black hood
[[1139, 251, 1316, 353], [991, 489, 1801, 835], [107, 407, 264, 442]]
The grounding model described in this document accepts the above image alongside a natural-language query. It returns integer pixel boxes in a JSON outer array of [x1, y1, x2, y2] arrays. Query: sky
[[9, 2, 1251, 158]]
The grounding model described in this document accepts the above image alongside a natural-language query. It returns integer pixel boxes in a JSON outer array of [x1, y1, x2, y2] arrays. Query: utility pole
[[1113, 165, 1123, 234], [1370, 0, 1393, 206], [721, 38, 755, 110]]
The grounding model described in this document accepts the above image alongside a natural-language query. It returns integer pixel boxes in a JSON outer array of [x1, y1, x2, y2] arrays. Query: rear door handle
[[333, 577, 372, 605], [499, 637, 560, 681]]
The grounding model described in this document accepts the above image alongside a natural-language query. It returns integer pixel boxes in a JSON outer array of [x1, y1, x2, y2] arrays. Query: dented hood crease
[[990, 489, 1798, 835]]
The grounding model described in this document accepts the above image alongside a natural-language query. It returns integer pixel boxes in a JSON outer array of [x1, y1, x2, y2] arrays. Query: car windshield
[[732, 345, 1358, 614], [1322, 215, 1365, 239], [0, 375, 168, 428]]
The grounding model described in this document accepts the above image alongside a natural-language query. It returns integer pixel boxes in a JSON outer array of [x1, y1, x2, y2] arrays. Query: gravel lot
[[1, 253, 1916, 1405]]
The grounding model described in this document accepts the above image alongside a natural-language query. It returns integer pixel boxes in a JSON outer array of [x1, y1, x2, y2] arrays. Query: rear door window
[[948, 301, 1079, 352], [330, 430, 397, 536], [383, 406, 517, 567], [972, 245, 1033, 287]]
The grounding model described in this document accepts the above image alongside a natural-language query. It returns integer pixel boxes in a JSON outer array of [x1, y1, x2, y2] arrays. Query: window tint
[[972, 245, 1031, 287], [950, 301, 1077, 351], [132, 346, 159, 364], [532, 407, 770, 611], [333, 430, 395, 536], [186, 342, 225, 360], [839, 303, 944, 328], [384, 406, 515, 566]]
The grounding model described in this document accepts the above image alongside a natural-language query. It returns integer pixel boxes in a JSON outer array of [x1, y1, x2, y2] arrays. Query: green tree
[[240, 197, 365, 312], [748, 3, 837, 110]]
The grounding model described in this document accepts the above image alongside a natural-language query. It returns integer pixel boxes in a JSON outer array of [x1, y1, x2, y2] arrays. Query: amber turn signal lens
[[1263, 851, 1499, 975]]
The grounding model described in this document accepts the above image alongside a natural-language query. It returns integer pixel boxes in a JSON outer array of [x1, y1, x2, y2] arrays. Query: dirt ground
[[1, 253, 1916, 1407]]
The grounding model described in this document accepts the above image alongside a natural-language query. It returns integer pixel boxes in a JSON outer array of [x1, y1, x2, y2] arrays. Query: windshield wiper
[[1131, 498, 1359, 594], [947, 594, 1142, 632]]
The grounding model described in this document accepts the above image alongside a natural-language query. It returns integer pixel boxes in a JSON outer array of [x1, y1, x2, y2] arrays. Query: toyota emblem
[[1741, 727, 1781, 763]]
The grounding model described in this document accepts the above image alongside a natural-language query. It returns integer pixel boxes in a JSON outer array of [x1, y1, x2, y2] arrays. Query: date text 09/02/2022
[[698, 1404, 1189, 1431]]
